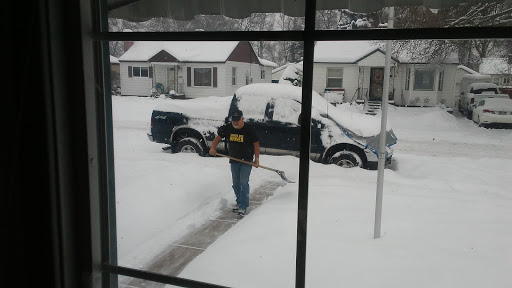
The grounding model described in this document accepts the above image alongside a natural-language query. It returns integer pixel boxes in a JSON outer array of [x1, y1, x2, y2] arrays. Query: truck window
[[236, 95, 271, 121], [272, 98, 301, 124]]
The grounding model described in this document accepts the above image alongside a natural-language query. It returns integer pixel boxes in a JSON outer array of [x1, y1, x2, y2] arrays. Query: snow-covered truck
[[148, 83, 397, 170], [459, 82, 510, 119]]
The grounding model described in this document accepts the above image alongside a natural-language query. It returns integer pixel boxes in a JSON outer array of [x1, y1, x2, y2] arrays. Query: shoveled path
[[121, 180, 287, 288]]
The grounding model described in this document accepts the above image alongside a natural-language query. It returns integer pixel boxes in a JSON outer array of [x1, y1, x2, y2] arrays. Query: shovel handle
[[215, 153, 277, 172]]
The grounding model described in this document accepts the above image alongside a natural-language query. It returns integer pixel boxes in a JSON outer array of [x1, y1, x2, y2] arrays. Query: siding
[[313, 63, 359, 102], [120, 62, 153, 96], [225, 61, 273, 97]]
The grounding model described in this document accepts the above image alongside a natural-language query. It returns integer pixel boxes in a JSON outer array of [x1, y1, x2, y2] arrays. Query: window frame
[[326, 67, 343, 88], [232, 67, 237, 85], [132, 66, 149, 78], [84, 2, 512, 288], [413, 69, 436, 91], [405, 68, 411, 90], [193, 67, 213, 87]]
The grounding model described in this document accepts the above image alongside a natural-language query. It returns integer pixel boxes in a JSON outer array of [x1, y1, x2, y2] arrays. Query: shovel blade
[[277, 170, 295, 183]]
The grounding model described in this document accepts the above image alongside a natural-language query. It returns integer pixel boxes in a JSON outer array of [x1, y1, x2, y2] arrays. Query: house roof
[[119, 41, 239, 62], [110, 55, 119, 64], [479, 58, 512, 75], [458, 65, 479, 74], [272, 63, 292, 74], [118, 41, 276, 66], [314, 41, 384, 63], [258, 57, 278, 68]]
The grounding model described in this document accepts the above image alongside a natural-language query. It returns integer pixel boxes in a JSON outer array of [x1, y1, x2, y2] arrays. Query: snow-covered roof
[[110, 55, 119, 64], [398, 51, 459, 64], [258, 57, 278, 68], [119, 41, 239, 62], [272, 63, 292, 74], [314, 41, 383, 63], [479, 58, 512, 75], [458, 65, 479, 74]]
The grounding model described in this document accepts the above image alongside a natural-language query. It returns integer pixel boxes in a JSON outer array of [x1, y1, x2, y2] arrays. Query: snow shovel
[[215, 153, 295, 183]]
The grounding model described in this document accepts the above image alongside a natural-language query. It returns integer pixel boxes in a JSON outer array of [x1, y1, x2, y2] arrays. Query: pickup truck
[[459, 82, 509, 120], [147, 83, 397, 170]]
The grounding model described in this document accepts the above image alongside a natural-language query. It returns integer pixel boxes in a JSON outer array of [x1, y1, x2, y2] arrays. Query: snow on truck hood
[[236, 83, 391, 137]]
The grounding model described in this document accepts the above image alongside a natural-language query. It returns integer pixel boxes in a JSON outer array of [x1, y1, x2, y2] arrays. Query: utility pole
[[374, 6, 394, 239]]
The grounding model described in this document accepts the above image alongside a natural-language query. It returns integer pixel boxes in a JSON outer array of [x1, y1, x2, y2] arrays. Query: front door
[[369, 67, 384, 101], [168, 67, 176, 93]]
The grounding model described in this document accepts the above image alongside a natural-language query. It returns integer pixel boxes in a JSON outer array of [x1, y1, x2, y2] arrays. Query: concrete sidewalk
[[121, 180, 287, 288]]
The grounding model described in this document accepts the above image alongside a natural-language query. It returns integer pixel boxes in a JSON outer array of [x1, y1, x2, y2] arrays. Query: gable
[[227, 41, 260, 65], [148, 50, 179, 62]]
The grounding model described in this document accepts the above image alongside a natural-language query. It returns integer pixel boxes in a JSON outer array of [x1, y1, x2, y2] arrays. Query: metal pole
[[374, 6, 394, 239]]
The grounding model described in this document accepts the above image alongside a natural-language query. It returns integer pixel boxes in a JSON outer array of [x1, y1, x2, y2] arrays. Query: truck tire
[[465, 109, 472, 120], [328, 150, 363, 168], [175, 138, 206, 156]]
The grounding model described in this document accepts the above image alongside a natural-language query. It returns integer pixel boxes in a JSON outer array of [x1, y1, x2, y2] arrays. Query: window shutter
[[128, 66, 132, 77], [213, 67, 217, 87], [187, 67, 191, 87], [149, 66, 153, 78]]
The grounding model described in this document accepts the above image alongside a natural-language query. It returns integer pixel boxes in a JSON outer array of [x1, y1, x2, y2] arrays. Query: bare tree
[[391, 3, 512, 70]]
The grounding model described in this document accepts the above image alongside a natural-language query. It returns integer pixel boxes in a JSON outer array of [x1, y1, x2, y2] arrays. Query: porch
[[151, 63, 186, 98]]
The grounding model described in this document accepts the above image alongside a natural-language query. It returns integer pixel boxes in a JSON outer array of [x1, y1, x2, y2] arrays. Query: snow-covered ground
[[111, 95, 512, 288]]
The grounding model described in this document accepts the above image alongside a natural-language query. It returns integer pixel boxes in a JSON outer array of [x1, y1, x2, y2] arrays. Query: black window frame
[[74, 2, 512, 288]]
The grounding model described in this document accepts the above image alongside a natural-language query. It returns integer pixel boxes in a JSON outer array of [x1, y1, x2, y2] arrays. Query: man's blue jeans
[[230, 162, 252, 210]]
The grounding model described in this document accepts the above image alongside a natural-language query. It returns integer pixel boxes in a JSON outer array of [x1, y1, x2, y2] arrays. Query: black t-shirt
[[218, 123, 259, 163]]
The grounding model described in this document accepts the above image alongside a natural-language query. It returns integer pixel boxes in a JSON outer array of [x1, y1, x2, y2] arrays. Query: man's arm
[[209, 135, 222, 156], [253, 141, 260, 167]]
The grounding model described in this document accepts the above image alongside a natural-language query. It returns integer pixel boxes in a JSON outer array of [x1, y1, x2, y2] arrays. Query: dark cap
[[231, 109, 243, 121]]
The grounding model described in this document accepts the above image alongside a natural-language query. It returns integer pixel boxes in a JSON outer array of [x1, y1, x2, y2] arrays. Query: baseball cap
[[231, 109, 243, 121]]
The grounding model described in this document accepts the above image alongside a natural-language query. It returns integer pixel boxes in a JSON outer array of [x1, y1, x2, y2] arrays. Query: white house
[[479, 57, 512, 98], [274, 41, 464, 108], [118, 41, 277, 98]]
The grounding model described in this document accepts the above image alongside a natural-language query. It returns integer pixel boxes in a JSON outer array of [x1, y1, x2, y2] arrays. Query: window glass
[[133, 67, 140, 77], [326, 68, 343, 88], [102, 1, 512, 288], [315, 3, 512, 30], [194, 68, 212, 86], [438, 70, 444, 91], [414, 69, 435, 90], [405, 68, 411, 90]]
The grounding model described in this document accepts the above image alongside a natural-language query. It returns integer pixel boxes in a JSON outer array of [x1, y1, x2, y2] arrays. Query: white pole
[[374, 6, 394, 239]]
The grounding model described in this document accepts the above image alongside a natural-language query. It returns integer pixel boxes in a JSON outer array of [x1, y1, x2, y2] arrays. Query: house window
[[438, 71, 444, 91], [326, 68, 343, 88], [232, 67, 237, 85], [132, 66, 149, 77], [504, 77, 511, 85], [194, 68, 212, 86], [405, 68, 411, 90], [493, 77, 500, 85], [261, 69, 265, 79], [414, 69, 435, 91]]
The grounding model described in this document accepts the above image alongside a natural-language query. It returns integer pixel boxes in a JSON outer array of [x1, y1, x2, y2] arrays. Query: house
[[479, 57, 512, 98], [118, 41, 277, 98], [274, 41, 463, 108], [110, 55, 120, 87], [272, 63, 293, 83]]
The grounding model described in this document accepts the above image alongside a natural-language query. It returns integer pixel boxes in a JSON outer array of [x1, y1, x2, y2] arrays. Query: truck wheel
[[175, 138, 205, 156], [328, 150, 363, 168]]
